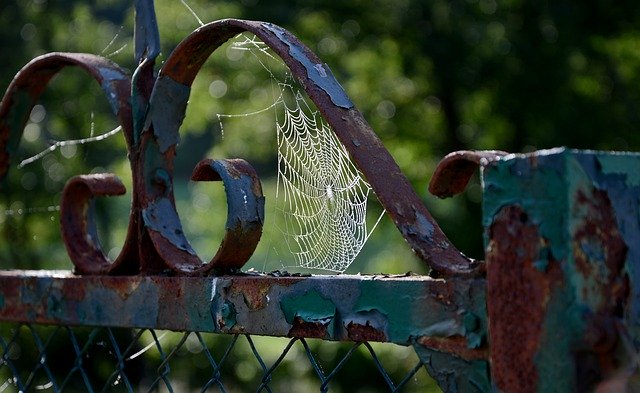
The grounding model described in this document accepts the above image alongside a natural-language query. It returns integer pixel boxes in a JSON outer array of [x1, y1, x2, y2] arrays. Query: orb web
[[218, 34, 383, 273], [275, 92, 382, 272]]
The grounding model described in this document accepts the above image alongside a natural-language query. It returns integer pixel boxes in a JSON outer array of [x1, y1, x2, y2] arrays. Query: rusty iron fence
[[3, 1, 640, 392]]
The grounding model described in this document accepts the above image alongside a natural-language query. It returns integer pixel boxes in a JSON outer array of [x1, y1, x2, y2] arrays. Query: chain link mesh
[[1, 323, 437, 392]]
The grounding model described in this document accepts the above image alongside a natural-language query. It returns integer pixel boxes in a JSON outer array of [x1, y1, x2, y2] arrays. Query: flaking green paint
[[597, 153, 640, 187], [280, 288, 336, 324], [463, 312, 483, 349], [146, 76, 189, 153], [482, 148, 569, 262], [354, 280, 470, 343], [262, 23, 354, 109], [220, 301, 237, 329], [534, 284, 583, 393]]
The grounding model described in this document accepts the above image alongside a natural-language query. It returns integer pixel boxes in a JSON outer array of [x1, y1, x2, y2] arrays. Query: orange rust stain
[[229, 276, 302, 311], [487, 205, 563, 393], [416, 335, 489, 361], [346, 321, 386, 342], [288, 316, 329, 339]]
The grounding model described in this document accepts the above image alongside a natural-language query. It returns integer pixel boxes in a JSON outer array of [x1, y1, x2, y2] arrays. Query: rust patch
[[572, 187, 629, 378], [487, 205, 563, 393], [60, 279, 86, 302], [288, 316, 329, 339], [573, 187, 628, 313], [416, 335, 489, 361], [427, 279, 458, 306], [229, 276, 302, 311], [346, 321, 386, 342]]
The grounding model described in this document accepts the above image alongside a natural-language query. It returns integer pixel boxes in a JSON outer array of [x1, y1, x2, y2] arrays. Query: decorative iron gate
[[2, 1, 640, 392]]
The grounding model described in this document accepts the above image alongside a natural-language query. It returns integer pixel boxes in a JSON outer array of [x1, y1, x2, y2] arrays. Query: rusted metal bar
[[0, 271, 487, 356]]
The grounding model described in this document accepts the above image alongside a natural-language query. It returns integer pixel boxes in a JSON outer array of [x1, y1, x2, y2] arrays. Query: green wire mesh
[[1, 324, 436, 392]]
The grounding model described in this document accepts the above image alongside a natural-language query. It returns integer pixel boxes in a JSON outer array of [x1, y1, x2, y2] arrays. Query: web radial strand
[[275, 95, 376, 273]]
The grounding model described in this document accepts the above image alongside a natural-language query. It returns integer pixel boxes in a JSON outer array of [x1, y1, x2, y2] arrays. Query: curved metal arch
[[147, 19, 480, 276], [0, 52, 140, 274]]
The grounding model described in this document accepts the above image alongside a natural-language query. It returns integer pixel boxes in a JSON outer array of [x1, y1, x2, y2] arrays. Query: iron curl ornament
[[0, 0, 482, 277]]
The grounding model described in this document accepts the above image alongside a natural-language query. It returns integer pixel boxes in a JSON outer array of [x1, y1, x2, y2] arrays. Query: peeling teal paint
[[76, 284, 160, 328], [483, 148, 569, 261], [280, 288, 336, 324], [134, 0, 160, 63], [534, 284, 582, 393], [208, 160, 266, 229], [98, 67, 129, 116], [142, 198, 196, 255], [413, 212, 435, 240], [354, 280, 467, 342], [220, 301, 237, 329], [462, 312, 483, 349], [597, 153, 640, 187]]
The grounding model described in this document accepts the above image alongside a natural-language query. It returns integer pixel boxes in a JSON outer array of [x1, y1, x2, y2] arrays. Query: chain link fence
[[1, 323, 436, 392]]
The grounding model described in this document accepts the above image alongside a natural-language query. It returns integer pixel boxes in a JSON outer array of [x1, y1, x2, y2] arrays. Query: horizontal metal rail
[[0, 270, 487, 362]]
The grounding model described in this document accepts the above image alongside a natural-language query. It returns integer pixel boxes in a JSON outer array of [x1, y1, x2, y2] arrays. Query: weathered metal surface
[[0, 52, 144, 276], [191, 158, 265, 271], [482, 148, 640, 392], [61, 174, 127, 275], [0, 271, 487, 353]]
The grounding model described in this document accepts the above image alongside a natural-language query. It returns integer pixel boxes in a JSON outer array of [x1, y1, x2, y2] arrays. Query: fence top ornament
[[0, 0, 484, 277]]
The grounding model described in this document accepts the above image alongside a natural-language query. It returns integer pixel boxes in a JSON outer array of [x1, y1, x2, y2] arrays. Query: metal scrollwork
[[0, 0, 482, 277]]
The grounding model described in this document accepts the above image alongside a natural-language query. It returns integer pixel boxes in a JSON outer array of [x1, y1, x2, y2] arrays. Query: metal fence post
[[483, 148, 640, 392]]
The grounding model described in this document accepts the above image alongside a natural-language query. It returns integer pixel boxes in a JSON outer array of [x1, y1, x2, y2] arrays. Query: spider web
[[222, 35, 383, 273], [275, 93, 381, 272]]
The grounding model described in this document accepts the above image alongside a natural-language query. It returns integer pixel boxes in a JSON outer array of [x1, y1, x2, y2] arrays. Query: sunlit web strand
[[18, 126, 122, 168], [3, 205, 60, 216], [179, 0, 205, 27]]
